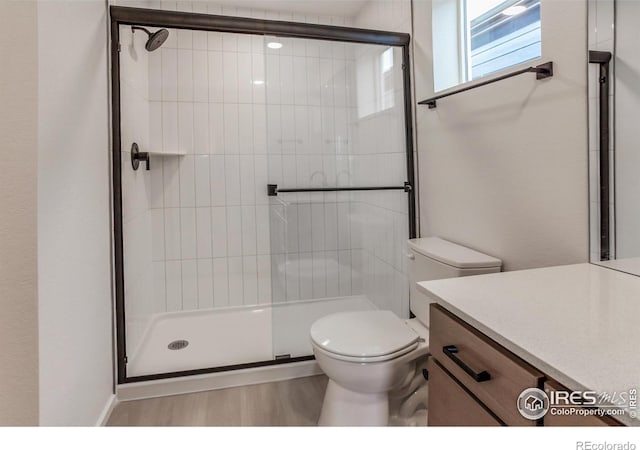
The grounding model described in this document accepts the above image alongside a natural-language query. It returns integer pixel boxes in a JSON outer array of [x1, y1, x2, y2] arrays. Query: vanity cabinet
[[428, 304, 543, 426], [428, 304, 623, 426]]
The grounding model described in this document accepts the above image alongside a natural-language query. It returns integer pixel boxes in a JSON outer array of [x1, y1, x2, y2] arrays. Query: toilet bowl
[[310, 237, 502, 426], [311, 311, 429, 426]]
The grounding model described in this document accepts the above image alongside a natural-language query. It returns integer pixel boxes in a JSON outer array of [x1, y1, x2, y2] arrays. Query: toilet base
[[318, 380, 389, 426]]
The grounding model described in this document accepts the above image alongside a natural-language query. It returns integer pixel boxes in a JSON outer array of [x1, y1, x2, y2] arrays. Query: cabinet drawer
[[543, 380, 623, 426], [430, 304, 544, 426], [428, 359, 503, 426]]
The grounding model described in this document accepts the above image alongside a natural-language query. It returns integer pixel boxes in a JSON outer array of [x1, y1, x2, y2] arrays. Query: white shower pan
[[126, 295, 376, 378]]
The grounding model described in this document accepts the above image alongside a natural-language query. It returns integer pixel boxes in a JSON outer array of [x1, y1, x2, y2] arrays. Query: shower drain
[[168, 340, 189, 350]]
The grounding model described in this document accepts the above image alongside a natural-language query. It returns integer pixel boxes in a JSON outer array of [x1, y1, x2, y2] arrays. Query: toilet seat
[[310, 310, 420, 362], [312, 339, 421, 363]]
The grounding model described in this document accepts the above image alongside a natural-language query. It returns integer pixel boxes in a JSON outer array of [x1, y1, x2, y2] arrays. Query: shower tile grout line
[[159, 42, 168, 316], [173, 36, 184, 313], [204, 30, 214, 312]]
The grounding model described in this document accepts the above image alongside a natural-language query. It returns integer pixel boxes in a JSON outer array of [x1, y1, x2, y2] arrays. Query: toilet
[[310, 237, 502, 426]]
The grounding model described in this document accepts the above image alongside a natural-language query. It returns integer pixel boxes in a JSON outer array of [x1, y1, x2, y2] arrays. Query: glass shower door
[[120, 24, 279, 377], [115, 12, 413, 380], [265, 37, 411, 359]]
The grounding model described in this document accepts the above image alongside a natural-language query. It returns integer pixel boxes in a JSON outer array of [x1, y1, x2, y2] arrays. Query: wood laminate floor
[[107, 375, 329, 426]]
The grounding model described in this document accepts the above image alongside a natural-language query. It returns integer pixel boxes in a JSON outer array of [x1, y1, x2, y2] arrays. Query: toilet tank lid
[[407, 237, 502, 269]]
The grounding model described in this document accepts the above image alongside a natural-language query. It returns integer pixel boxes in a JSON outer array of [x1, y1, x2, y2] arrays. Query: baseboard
[[96, 394, 118, 426], [117, 359, 322, 401]]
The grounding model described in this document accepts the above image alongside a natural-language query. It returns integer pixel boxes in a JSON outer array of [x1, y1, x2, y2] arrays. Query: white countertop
[[417, 263, 640, 426]]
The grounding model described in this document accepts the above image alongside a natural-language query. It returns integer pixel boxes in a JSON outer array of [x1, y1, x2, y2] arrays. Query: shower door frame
[[110, 5, 416, 384]]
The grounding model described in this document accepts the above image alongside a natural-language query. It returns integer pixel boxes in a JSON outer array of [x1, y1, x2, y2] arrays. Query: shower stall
[[111, 6, 415, 383]]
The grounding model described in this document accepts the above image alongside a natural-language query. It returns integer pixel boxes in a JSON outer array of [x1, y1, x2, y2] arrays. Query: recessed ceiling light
[[502, 5, 527, 16], [253, 80, 265, 85], [267, 42, 283, 49]]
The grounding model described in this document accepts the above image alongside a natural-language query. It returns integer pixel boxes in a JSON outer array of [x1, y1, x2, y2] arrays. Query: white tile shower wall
[[139, 1, 414, 315], [264, 36, 361, 306], [588, 0, 615, 262], [116, 0, 413, 321]]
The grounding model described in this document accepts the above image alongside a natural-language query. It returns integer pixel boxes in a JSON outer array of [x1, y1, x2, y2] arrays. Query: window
[[380, 48, 395, 111], [432, 0, 541, 92], [356, 46, 397, 118]]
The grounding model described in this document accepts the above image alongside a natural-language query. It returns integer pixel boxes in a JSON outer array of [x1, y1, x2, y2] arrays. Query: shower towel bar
[[419, 61, 554, 109], [267, 182, 412, 196]]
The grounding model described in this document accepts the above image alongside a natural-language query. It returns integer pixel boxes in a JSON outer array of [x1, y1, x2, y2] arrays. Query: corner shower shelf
[[130, 143, 186, 171], [147, 150, 187, 156]]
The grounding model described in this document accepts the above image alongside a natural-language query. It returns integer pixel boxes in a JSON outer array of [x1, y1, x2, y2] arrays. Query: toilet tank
[[407, 237, 502, 327]]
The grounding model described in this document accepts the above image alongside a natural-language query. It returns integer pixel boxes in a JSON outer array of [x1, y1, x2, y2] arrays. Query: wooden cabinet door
[[428, 359, 503, 426]]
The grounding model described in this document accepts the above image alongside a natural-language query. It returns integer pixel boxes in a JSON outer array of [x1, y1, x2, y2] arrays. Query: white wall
[[0, 0, 40, 426], [354, 0, 412, 33], [413, 0, 589, 271], [37, 0, 114, 426]]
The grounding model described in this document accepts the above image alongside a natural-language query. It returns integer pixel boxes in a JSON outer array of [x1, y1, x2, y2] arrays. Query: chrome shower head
[[131, 26, 169, 52]]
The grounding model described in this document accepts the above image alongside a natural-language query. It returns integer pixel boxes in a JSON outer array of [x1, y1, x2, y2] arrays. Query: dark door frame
[[588, 50, 613, 262], [110, 5, 416, 384]]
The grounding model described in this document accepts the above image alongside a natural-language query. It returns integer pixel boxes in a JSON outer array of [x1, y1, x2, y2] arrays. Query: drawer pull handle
[[442, 345, 491, 382]]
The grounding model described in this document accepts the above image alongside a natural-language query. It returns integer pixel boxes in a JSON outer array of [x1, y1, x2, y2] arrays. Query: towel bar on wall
[[419, 61, 554, 109]]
